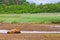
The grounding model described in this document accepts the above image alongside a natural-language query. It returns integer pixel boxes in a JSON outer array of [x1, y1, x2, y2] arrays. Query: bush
[[0, 2, 60, 14]]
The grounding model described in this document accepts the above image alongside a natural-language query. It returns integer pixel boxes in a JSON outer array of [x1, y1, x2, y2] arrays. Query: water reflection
[[0, 30, 60, 33], [0, 30, 9, 33]]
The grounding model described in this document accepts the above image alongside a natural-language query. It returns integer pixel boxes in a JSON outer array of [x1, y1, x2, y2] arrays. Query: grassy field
[[0, 13, 60, 23]]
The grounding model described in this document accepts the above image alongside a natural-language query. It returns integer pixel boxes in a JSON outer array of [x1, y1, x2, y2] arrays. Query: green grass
[[0, 13, 60, 23]]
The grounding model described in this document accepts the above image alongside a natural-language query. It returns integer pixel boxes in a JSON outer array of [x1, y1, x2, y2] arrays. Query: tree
[[0, 0, 2, 4], [2, 0, 9, 4], [1, 0, 26, 5]]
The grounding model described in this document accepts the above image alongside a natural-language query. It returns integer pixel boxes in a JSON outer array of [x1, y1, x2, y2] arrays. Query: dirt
[[0, 23, 60, 40], [0, 34, 60, 40], [0, 23, 60, 31]]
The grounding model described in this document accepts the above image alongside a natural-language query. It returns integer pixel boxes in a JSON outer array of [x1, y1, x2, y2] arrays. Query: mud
[[0, 34, 60, 40], [0, 23, 60, 31]]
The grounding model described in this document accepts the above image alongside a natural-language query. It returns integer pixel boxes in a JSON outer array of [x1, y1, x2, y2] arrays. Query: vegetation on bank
[[0, 2, 60, 13], [0, 14, 60, 23]]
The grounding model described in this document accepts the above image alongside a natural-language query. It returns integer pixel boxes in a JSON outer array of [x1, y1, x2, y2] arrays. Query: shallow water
[[0, 30, 60, 33], [0, 30, 9, 33], [21, 31, 60, 33], [50, 26, 60, 27]]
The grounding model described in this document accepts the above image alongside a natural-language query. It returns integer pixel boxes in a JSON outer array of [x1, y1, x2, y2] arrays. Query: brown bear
[[7, 29, 21, 34]]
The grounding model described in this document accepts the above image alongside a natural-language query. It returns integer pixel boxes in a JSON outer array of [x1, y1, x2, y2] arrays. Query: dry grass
[[0, 34, 60, 40]]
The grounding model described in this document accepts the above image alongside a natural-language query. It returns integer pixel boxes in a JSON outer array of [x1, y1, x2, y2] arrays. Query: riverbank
[[0, 23, 60, 31]]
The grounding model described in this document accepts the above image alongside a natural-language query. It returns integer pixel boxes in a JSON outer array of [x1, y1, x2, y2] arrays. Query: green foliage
[[0, 2, 60, 13], [0, 14, 60, 23], [0, 0, 2, 4], [0, 0, 26, 5]]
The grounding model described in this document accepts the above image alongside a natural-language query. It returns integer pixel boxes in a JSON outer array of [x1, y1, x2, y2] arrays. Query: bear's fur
[[7, 29, 21, 34]]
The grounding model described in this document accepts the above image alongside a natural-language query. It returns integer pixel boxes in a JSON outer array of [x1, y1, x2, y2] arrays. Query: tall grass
[[0, 13, 60, 23]]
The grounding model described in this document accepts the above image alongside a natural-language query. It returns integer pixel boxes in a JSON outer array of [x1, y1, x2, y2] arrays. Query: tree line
[[0, 0, 26, 5], [0, 1, 60, 13]]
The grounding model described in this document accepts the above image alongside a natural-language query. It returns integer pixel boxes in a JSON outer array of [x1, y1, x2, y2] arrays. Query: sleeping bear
[[7, 29, 21, 34]]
